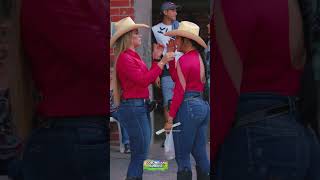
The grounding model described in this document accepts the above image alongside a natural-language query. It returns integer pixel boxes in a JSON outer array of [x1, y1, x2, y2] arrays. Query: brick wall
[[110, 0, 135, 22], [110, 0, 135, 63]]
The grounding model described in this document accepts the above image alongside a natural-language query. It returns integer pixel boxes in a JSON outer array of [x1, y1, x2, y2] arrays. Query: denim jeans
[[173, 91, 210, 173], [118, 99, 151, 178], [161, 76, 174, 107], [214, 93, 320, 180], [111, 111, 130, 145], [120, 125, 130, 145], [22, 116, 109, 180]]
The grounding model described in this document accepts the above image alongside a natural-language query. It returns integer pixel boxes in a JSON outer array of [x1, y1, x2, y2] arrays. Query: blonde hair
[[111, 31, 133, 106]]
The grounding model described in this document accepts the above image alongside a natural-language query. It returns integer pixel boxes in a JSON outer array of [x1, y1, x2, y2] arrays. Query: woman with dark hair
[[213, 0, 320, 179], [164, 21, 210, 180]]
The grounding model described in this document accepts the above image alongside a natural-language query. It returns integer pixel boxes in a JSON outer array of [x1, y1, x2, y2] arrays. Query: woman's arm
[[168, 61, 186, 119], [168, 60, 179, 82], [117, 52, 174, 87]]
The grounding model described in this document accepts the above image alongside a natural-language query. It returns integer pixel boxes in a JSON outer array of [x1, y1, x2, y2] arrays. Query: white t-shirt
[[152, 22, 183, 68]]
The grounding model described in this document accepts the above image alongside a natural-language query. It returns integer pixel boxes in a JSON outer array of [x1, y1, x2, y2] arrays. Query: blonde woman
[[110, 17, 174, 180]]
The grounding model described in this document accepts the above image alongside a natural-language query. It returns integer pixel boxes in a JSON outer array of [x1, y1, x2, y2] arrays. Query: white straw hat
[[164, 21, 207, 48], [110, 17, 149, 47]]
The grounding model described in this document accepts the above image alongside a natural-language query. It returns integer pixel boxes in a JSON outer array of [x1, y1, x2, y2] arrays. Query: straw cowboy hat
[[164, 21, 208, 49], [110, 17, 149, 47]]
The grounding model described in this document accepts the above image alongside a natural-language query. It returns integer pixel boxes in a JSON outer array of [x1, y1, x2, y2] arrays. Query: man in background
[[152, 2, 183, 147]]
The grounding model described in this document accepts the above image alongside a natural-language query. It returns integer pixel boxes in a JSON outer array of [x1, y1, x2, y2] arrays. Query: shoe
[[196, 166, 210, 180], [177, 169, 192, 180], [161, 140, 165, 148], [124, 143, 131, 154]]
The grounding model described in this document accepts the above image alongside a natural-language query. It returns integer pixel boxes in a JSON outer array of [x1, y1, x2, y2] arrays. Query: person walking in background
[[111, 17, 175, 180], [164, 21, 210, 180]]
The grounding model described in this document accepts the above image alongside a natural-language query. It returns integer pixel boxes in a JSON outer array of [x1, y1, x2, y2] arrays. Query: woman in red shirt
[[164, 21, 210, 180], [213, 0, 320, 179], [110, 17, 174, 180]]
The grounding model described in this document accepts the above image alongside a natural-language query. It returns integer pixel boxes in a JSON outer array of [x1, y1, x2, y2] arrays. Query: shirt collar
[[124, 48, 143, 61], [185, 49, 198, 55], [125, 48, 139, 57]]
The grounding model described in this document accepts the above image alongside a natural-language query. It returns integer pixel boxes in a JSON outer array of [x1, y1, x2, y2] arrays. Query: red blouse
[[116, 49, 162, 99], [168, 50, 205, 118]]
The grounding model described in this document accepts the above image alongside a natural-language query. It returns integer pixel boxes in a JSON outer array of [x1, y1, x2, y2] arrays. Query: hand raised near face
[[167, 39, 176, 53]]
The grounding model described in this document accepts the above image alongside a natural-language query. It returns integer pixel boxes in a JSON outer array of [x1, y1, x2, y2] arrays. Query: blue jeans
[[173, 91, 210, 173], [111, 111, 130, 145], [120, 125, 130, 145], [161, 76, 174, 107], [214, 93, 320, 180], [118, 99, 151, 178], [22, 117, 109, 180]]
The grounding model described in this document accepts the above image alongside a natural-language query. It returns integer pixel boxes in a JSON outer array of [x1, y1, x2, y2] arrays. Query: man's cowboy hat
[[110, 17, 149, 47], [164, 21, 208, 49]]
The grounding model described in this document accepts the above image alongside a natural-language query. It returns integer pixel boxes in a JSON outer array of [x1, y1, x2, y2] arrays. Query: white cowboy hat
[[110, 17, 149, 47], [164, 21, 208, 49]]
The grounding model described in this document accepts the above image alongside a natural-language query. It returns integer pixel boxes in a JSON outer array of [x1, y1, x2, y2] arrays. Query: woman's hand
[[162, 52, 175, 63], [164, 116, 174, 133], [155, 76, 161, 88], [157, 52, 174, 69], [164, 122, 173, 133], [167, 39, 176, 52], [152, 43, 164, 60]]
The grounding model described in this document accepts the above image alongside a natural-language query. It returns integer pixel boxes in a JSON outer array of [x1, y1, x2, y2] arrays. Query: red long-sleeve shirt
[[116, 49, 162, 99], [168, 50, 205, 118]]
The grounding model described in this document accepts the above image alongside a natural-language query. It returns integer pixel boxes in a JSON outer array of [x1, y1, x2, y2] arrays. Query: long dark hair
[[298, 0, 319, 136]]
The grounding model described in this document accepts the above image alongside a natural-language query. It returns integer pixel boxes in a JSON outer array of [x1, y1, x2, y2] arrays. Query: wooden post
[[134, 0, 154, 144]]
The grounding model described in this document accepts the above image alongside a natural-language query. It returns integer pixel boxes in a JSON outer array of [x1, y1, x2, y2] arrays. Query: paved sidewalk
[[110, 141, 210, 180]]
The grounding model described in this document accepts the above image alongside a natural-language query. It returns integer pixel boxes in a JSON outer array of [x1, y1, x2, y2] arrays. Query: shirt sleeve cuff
[[168, 110, 176, 119], [169, 60, 176, 68], [152, 63, 163, 74]]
